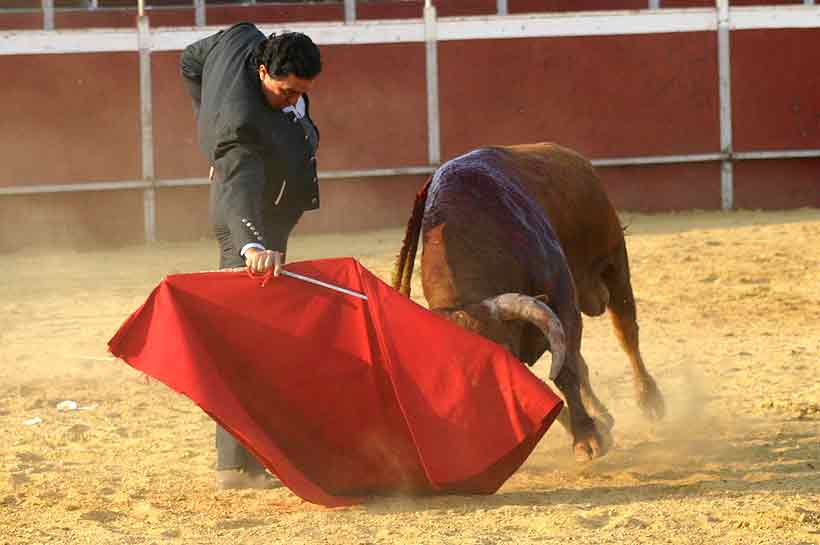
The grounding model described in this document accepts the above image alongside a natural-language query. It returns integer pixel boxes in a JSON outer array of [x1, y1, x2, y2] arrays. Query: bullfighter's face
[[258, 68, 316, 109]]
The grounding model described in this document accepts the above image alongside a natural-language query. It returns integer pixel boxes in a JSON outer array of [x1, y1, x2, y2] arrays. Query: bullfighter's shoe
[[216, 469, 279, 490]]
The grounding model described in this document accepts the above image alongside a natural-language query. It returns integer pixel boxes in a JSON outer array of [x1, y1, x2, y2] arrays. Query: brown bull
[[392, 143, 665, 460]]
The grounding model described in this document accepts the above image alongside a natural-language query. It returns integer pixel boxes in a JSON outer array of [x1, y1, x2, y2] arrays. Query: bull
[[392, 143, 665, 460]]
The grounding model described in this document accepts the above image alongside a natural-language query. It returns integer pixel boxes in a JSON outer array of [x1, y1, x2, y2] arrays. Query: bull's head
[[439, 293, 566, 380]]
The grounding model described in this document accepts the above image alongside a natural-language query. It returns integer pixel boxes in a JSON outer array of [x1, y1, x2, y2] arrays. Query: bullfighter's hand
[[244, 249, 284, 276]]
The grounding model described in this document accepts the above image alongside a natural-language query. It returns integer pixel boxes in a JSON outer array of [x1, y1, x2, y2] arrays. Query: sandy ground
[[1, 208, 819, 545]]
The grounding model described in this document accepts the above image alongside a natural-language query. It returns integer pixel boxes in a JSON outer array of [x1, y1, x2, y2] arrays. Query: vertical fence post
[[648, 0, 661, 8], [194, 0, 206, 27], [497, 0, 508, 15], [344, 0, 356, 23], [424, 1, 441, 166], [138, 7, 157, 242], [717, 0, 733, 210], [42, 0, 54, 30]]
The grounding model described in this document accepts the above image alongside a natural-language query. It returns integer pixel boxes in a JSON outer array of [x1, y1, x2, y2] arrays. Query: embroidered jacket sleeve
[[212, 122, 269, 256]]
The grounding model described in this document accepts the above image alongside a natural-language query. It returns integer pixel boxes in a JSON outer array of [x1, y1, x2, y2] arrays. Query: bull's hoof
[[637, 377, 666, 421], [573, 423, 612, 462]]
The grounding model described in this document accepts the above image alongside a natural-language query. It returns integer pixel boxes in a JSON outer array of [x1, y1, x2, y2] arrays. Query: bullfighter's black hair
[[252, 32, 322, 80]]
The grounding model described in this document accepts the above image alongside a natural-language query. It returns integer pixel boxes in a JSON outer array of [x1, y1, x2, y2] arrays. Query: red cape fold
[[108, 257, 563, 506]]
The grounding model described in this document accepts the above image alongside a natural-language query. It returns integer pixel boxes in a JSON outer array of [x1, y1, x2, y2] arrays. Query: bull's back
[[494, 143, 624, 286], [421, 148, 567, 310]]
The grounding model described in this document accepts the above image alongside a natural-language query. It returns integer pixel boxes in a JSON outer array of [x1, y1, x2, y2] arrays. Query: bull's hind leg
[[604, 242, 666, 420]]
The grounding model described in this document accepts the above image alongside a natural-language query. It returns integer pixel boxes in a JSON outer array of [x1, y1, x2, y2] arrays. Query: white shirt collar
[[282, 96, 306, 119]]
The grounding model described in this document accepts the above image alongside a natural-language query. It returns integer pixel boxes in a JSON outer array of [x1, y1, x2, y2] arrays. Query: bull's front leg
[[554, 356, 612, 461]]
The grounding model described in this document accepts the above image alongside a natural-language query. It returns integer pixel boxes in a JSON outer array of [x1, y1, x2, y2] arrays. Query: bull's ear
[[534, 294, 550, 304]]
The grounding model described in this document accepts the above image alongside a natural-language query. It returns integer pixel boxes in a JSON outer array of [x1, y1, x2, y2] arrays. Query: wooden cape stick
[[216, 266, 368, 300]]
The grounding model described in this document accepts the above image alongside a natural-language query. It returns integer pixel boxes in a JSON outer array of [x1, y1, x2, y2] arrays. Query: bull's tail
[[391, 179, 430, 297]]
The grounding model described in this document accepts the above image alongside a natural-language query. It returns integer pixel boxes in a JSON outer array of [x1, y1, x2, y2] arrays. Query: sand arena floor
[[0, 208, 818, 545]]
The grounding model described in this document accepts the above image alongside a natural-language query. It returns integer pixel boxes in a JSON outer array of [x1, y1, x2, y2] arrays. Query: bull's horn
[[482, 293, 566, 380]]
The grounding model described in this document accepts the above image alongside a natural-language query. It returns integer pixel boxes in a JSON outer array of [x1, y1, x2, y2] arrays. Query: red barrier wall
[[0, 3, 817, 252], [438, 32, 719, 160], [206, 4, 343, 25], [291, 43, 430, 170], [731, 28, 820, 152], [0, 190, 145, 250], [359, 0, 496, 18], [155, 186, 212, 243], [0, 12, 41, 30], [295, 174, 428, 233], [152, 50, 210, 180], [733, 159, 820, 210], [511, 1, 647, 12], [597, 162, 722, 211], [0, 52, 141, 186], [1, 0, 810, 32]]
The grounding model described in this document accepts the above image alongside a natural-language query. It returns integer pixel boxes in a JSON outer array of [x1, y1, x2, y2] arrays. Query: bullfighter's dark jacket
[[180, 22, 319, 256]]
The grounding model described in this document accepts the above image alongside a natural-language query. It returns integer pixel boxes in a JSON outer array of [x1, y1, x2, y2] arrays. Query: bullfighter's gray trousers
[[212, 208, 299, 473]]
